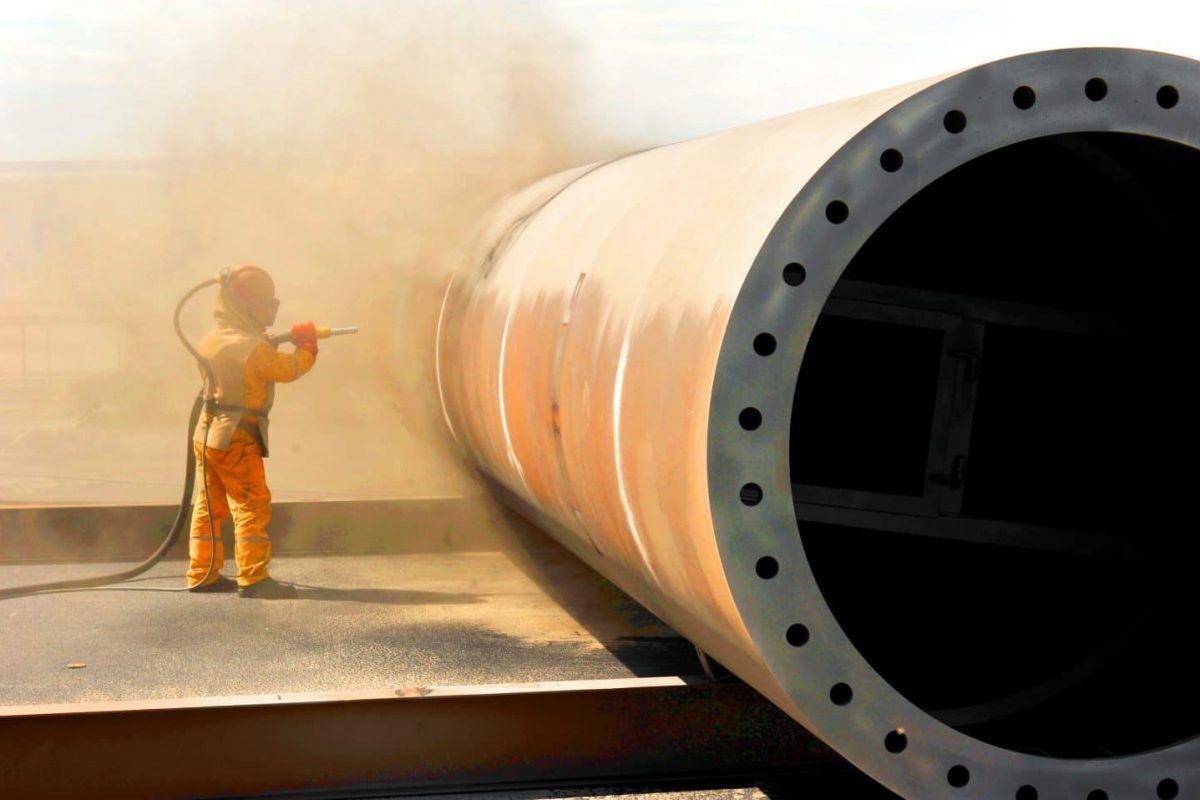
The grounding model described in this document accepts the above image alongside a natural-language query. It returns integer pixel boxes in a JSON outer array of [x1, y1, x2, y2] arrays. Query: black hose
[[0, 277, 221, 600], [174, 277, 220, 393]]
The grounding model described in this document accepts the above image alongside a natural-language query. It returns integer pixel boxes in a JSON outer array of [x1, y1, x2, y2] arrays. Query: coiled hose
[[0, 277, 222, 599]]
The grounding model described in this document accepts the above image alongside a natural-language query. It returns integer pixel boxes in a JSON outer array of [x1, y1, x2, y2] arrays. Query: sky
[[3, 0, 1200, 161]]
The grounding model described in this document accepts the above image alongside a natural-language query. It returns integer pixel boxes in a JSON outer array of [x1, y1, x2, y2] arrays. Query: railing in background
[[0, 317, 123, 382]]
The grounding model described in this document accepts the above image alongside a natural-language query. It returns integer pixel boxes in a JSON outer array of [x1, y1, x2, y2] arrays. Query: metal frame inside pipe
[[436, 48, 1200, 800]]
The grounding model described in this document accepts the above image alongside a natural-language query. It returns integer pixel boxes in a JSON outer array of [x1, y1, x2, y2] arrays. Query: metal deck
[[0, 501, 851, 798], [0, 551, 698, 706]]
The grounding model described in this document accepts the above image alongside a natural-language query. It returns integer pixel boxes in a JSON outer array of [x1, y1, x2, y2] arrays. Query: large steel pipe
[[437, 49, 1200, 799]]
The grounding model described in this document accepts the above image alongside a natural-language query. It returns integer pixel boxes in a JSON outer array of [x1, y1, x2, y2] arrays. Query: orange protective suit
[[188, 285, 315, 588]]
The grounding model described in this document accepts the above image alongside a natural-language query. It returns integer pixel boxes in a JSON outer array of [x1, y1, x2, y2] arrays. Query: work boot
[[189, 575, 237, 593], [237, 577, 298, 599]]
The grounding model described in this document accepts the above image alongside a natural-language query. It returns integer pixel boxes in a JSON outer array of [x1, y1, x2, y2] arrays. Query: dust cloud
[[0, 2, 625, 508], [0, 5, 674, 707]]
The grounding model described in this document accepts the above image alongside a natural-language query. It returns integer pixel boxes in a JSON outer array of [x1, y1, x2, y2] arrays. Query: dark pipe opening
[[791, 132, 1200, 757]]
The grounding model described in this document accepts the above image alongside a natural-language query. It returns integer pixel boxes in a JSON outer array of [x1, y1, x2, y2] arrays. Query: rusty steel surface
[[0, 678, 836, 799], [437, 49, 1200, 799], [436, 73, 940, 699]]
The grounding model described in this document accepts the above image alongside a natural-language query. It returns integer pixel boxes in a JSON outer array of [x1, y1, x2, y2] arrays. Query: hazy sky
[[3, 0, 1200, 161]]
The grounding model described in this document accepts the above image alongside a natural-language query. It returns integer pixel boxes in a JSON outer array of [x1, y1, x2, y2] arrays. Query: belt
[[204, 398, 269, 419], [237, 419, 265, 446]]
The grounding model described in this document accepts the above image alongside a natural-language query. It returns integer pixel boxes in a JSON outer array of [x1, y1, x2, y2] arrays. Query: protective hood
[[214, 290, 269, 338]]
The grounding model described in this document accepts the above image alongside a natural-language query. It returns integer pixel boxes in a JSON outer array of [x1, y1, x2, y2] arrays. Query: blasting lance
[[268, 326, 359, 346]]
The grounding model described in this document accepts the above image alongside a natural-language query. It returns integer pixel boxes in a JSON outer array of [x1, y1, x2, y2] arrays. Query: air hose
[[0, 277, 223, 599]]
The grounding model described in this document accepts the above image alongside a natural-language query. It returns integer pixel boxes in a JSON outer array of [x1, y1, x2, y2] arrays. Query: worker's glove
[[290, 321, 319, 357]]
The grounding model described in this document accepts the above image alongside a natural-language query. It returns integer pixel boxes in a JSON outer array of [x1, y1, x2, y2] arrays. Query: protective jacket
[[192, 292, 315, 455]]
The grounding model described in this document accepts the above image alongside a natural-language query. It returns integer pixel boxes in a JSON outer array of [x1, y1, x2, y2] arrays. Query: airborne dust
[[0, 3, 626, 508], [0, 4, 704, 711]]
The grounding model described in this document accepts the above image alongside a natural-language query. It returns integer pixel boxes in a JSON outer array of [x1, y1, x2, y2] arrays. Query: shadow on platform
[[288, 583, 482, 605]]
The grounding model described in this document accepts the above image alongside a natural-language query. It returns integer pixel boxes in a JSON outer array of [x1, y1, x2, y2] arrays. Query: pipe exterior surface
[[437, 49, 1200, 799], [437, 74, 940, 694]]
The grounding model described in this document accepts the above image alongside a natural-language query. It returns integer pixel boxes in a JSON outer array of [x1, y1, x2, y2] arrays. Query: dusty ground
[[0, 549, 698, 706]]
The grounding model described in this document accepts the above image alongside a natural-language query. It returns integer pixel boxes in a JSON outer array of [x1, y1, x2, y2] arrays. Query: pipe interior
[[791, 132, 1200, 757]]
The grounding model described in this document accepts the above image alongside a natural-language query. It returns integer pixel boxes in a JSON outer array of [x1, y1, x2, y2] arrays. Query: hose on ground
[[0, 277, 220, 599]]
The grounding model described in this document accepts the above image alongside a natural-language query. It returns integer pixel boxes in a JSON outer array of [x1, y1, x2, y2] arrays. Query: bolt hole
[[1158, 85, 1180, 109], [739, 483, 763, 506], [1158, 779, 1180, 800], [825, 201, 849, 224], [943, 110, 967, 134], [884, 730, 907, 753], [782, 262, 807, 286], [1016, 785, 1038, 800], [829, 682, 853, 705], [738, 407, 762, 430], [947, 765, 970, 789], [1086, 77, 1108, 101], [1087, 791, 1109, 800], [1013, 85, 1036, 110], [755, 556, 779, 579], [785, 623, 809, 647], [753, 333, 776, 356], [880, 148, 904, 172]]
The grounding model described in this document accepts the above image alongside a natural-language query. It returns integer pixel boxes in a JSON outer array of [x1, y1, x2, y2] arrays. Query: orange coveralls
[[188, 297, 315, 588]]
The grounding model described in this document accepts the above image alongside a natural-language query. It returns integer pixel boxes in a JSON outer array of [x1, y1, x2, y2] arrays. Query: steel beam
[[0, 678, 834, 799]]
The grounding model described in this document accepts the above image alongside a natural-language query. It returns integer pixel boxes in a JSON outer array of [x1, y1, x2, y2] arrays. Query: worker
[[187, 265, 317, 598]]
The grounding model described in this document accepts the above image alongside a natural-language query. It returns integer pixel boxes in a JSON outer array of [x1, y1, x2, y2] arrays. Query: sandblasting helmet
[[224, 265, 280, 328]]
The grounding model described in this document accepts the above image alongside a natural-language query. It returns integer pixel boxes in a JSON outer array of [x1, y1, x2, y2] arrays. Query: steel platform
[[0, 501, 850, 798]]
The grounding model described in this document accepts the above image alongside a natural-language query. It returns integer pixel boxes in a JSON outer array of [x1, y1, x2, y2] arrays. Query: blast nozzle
[[268, 325, 359, 346]]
